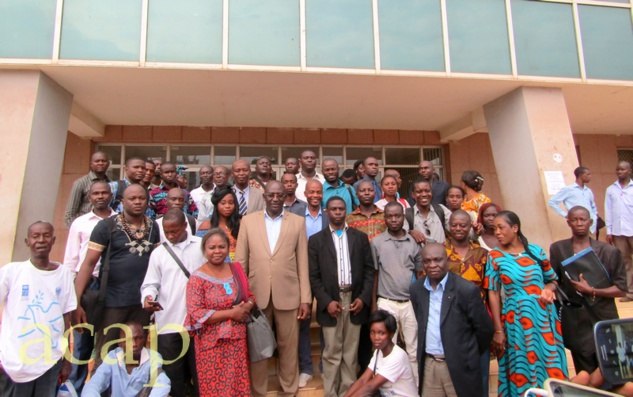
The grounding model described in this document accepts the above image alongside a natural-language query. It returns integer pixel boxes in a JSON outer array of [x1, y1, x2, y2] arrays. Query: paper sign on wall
[[544, 171, 566, 195]]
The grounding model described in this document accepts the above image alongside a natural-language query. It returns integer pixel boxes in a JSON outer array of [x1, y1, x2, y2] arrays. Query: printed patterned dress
[[185, 269, 252, 396], [484, 244, 568, 396]]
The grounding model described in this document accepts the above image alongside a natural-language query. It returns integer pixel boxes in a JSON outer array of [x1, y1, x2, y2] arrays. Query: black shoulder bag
[[162, 243, 191, 279]]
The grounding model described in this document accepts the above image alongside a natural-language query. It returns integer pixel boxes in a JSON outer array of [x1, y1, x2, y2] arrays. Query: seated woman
[[195, 188, 240, 262], [375, 175, 410, 211], [345, 310, 417, 397]]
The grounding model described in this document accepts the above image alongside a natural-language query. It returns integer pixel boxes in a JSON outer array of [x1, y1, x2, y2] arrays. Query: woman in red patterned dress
[[185, 228, 254, 396]]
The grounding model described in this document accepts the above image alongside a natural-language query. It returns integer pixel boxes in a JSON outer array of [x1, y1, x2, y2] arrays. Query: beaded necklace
[[118, 213, 150, 241]]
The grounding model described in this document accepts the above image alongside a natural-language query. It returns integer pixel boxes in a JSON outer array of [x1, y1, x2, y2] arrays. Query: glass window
[[511, 0, 580, 78], [239, 146, 279, 166], [105, 167, 122, 181], [377, 0, 444, 71], [446, 0, 511, 74], [385, 147, 419, 165], [229, 0, 300, 66], [214, 146, 236, 165], [306, 0, 374, 69], [181, 170, 200, 192], [579, 5, 633, 81], [146, 0, 222, 63], [345, 147, 383, 166], [125, 145, 167, 162], [60, 0, 142, 61], [171, 145, 211, 165], [322, 147, 344, 166], [98, 145, 122, 165], [0, 0, 55, 59], [423, 148, 443, 166]]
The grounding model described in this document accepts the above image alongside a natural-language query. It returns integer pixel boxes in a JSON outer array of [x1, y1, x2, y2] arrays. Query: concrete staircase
[[263, 301, 633, 396]]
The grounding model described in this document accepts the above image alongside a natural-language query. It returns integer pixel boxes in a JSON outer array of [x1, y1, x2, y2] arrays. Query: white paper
[[544, 171, 566, 195]]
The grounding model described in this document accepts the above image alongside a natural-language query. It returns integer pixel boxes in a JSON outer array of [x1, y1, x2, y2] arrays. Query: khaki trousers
[[251, 303, 300, 397], [322, 291, 361, 397], [613, 235, 633, 297], [422, 356, 457, 397]]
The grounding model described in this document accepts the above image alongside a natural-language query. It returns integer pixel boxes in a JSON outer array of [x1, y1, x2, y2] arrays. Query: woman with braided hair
[[484, 210, 567, 396]]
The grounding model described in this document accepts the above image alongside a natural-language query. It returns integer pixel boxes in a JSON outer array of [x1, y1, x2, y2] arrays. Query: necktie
[[239, 190, 247, 216]]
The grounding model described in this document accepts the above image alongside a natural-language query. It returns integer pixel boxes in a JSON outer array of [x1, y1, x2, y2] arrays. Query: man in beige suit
[[231, 159, 265, 216], [235, 180, 312, 396]]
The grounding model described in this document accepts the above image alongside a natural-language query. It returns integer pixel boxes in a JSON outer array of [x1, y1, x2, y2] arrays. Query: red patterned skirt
[[195, 337, 250, 396]]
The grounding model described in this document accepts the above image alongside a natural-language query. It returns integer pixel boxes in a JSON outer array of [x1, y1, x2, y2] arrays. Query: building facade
[[1, 0, 633, 262]]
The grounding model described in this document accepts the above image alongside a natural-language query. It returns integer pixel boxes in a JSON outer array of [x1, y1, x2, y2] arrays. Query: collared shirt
[[64, 170, 110, 227], [305, 206, 324, 238], [346, 206, 386, 242], [284, 197, 308, 217], [191, 185, 215, 221], [330, 225, 352, 286], [322, 179, 359, 215], [413, 204, 451, 244], [372, 231, 422, 301], [296, 172, 325, 202], [548, 183, 598, 233], [423, 273, 449, 355], [264, 210, 284, 252], [64, 208, 115, 277], [149, 185, 198, 219], [82, 347, 170, 397], [444, 240, 488, 303], [606, 179, 633, 236], [141, 236, 205, 333], [353, 177, 383, 203], [234, 185, 251, 211]]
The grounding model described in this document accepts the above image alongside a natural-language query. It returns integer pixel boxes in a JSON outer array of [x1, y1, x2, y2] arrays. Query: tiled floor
[[265, 300, 633, 396]]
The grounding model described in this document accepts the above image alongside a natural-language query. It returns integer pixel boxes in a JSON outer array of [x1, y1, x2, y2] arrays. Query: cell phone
[[150, 300, 163, 310], [594, 318, 633, 385], [544, 379, 620, 397]]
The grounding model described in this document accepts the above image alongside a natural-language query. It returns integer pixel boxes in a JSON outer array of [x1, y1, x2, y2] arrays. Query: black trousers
[[157, 332, 198, 397], [0, 359, 62, 397]]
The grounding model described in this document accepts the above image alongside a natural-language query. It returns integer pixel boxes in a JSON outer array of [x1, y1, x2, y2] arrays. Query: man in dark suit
[[550, 205, 627, 374], [410, 243, 492, 397], [309, 196, 374, 397]]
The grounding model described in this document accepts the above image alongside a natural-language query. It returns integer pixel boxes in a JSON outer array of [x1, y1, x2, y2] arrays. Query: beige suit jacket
[[232, 186, 265, 215], [235, 210, 311, 310]]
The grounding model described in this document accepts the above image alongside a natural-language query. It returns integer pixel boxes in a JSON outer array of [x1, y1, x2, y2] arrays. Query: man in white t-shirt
[[0, 221, 77, 397]]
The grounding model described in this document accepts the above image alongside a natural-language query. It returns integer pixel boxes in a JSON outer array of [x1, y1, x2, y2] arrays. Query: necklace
[[119, 214, 150, 241]]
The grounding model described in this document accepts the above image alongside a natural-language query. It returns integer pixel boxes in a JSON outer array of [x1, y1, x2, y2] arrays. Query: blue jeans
[[298, 318, 313, 374], [68, 278, 99, 394], [480, 349, 490, 397]]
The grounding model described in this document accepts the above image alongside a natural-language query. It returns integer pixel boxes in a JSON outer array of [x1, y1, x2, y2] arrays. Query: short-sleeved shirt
[[368, 345, 418, 397], [88, 215, 160, 307], [346, 206, 386, 242], [444, 240, 488, 303], [372, 231, 422, 301], [0, 261, 76, 382]]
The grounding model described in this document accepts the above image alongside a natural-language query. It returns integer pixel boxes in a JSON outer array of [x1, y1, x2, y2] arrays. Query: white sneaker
[[298, 373, 313, 388]]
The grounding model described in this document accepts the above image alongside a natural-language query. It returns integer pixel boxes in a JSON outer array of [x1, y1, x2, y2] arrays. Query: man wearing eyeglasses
[[235, 180, 311, 396], [406, 179, 452, 246]]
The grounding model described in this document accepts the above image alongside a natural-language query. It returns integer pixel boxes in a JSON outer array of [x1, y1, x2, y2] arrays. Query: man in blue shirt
[[548, 166, 598, 234], [410, 243, 492, 397], [322, 158, 358, 215], [83, 321, 171, 397], [353, 157, 382, 203]]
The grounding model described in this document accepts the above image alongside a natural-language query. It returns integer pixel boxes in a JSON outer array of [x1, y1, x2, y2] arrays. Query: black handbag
[[79, 216, 116, 329]]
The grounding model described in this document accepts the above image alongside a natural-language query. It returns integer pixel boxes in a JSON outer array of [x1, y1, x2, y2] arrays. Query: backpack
[[110, 180, 128, 211], [405, 204, 446, 232]]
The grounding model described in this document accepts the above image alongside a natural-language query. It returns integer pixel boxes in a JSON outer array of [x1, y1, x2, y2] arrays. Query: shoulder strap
[[432, 204, 445, 228], [162, 243, 190, 279], [229, 262, 250, 305], [98, 216, 117, 303], [346, 184, 358, 210], [405, 207, 415, 230], [186, 215, 196, 235]]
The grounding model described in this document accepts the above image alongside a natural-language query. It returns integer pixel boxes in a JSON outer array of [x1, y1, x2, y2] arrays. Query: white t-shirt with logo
[[0, 260, 77, 382], [368, 345, 418, 397]]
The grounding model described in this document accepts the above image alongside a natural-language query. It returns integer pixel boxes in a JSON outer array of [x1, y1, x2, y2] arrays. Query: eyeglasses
[[265, 193, 286, 199], [423, 219, 431, 236]]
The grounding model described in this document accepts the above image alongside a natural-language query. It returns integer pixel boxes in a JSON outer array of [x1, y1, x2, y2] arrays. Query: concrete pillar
[[0, 70, 73, 264], [483, 87, 578, 249]]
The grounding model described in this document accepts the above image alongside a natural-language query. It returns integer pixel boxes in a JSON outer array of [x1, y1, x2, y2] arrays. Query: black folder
[[561, 247, 612, 289]]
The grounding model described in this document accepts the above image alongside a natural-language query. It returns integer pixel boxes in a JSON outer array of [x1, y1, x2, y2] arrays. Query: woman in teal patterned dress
[[485, 210, 567, 396]]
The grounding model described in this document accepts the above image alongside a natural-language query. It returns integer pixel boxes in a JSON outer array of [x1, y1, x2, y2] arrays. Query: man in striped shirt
[[64, 151, 110, 227]]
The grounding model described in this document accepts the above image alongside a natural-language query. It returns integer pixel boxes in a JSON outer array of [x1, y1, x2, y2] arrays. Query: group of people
[[1, 148, 633, 397]]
